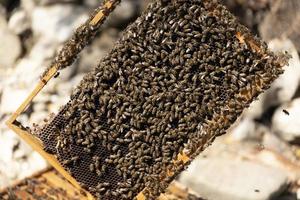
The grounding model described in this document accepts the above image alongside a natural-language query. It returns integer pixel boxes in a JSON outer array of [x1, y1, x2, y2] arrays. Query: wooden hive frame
[[5, 66, 96, 199], [5, 0, 192, 198], [5, 0, 288, 199], [0, 167, 88, 199], [5, 64, 189, 200], [5, 1, 118, 199], [0, 167, 201, 200]]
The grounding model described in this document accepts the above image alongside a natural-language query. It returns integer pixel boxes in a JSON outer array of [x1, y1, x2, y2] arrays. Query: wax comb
[[7, 0, 289, 199]]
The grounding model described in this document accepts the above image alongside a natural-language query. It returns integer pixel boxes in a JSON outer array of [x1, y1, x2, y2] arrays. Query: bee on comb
[[35, 0, 289, 199]]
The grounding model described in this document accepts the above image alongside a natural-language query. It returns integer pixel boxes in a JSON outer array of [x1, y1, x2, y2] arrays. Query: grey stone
[[47, 93, 69, 113], [77, 28, 117, 73], [262, 131, 296, 161], [0, 0, 9, 7], [11, 38, 58, 87], [254, 149, 300, 181], [0, 127, 47, 188], [55, 74, 83, 96], [13, 140, 33, 160], [0, 130, 19, 163], [0, 8, 5, 27], [243, 39, 300, 119], [37, 0, 79, 5], [259, 0, 300, 52], [0, 167, 9, 189], [17, 152, 48, 180], [106, 0, 139, 27], [0, 16, 22, 69], [272, 98, 300, 142], [179, 157, 288, 200], [266, 39, 300, 105], [33, 102, 47, 112], [0, 87, 28, 113], [8, 9, 30, 35], [31, 4, 88, 43], [228, 117, 257, 141], [29, 110, 48, 124], [0, 161, 18, 181], [21, 0, 35, 14]]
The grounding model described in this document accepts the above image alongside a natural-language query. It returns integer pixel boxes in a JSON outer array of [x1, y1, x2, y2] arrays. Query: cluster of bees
[[38, 0, 288, 199], [0, 176, 76, 200], [42, 0, 121, 77]]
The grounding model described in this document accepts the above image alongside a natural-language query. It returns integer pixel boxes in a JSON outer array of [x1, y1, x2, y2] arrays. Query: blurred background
[[0, 0, 300, 199]]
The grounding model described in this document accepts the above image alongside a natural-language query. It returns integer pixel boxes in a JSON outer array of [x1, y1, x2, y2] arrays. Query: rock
[[0, 87, 28, 113], [221, 0, 270, 32], [12, 56, 44, 86], [33, 102, 47, 112], [13, 140, 33, 160], [47, 94, 70, 113], [8, 9, 30, 35], [141, 0, 152, 11], [243, 39, 300, 119], [272, 98, 300, 143], [228, 117, 257, 141], [29, 110, 48, 124], [20, 0, 35, 14], [11, 38, 58, 87], [259, 0, 300, 52], [254, 149, 300, 181], [0, 127, 47, 186], [243, 94, 265, 119], [21, 0, 79, 11], [36, 0, 79, 5], [106, 0, 139, 28], [267, 39, 300, 104], [0, 8, 5, 26], [0, 127, 35, 187], [34, 93, 51, 103], [77, 28, 117, 73], [31, 4, 88, 43], [161, 181, 201, 200], [226, 116, 272, 142], [0, 169, 9, 189], [0, 16, 22, 69], [0, 0, 9, 8], [179, 157, 288, 200], [55, 73, 83, 96], [26, 152, 48, 174], [0, 130, 19, 163], [262, 132, 296, 162], [0, 161, 19, 180]]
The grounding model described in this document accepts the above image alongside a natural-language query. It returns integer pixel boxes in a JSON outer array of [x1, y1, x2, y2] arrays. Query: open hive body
[[0, 168, 201, 200], [0, 168, 203, 200], [0, 168, 86, 200], [7, 0, 289, 199]]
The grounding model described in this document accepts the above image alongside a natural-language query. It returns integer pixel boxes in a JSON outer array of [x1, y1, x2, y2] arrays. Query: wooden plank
[[6, 123, 93, 199], [90, 1, 113, 26], [42, 171, 86, 198]]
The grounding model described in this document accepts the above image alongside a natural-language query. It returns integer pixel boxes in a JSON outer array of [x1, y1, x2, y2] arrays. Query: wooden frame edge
[[5, 65, 94, 200]]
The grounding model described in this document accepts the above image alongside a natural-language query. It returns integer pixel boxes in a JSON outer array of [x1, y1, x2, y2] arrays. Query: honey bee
[[35, 0, 290, 198]]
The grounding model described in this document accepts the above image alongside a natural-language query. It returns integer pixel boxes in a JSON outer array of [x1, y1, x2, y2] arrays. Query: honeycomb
[[36, 0, 289, 199], [0, 168, 202, 200], [0, 168, 82, 200]]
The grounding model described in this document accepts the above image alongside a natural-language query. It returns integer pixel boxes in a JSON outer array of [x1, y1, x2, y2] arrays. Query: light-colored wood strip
[[7, 66, 58, 123], [42, 171, 85, 198], [5, 123, 94, 200], [90, 1, 113, 26]]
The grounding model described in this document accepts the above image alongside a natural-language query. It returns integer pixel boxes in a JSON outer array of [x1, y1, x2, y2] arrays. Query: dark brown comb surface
[[38, 0, 288, 199]]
